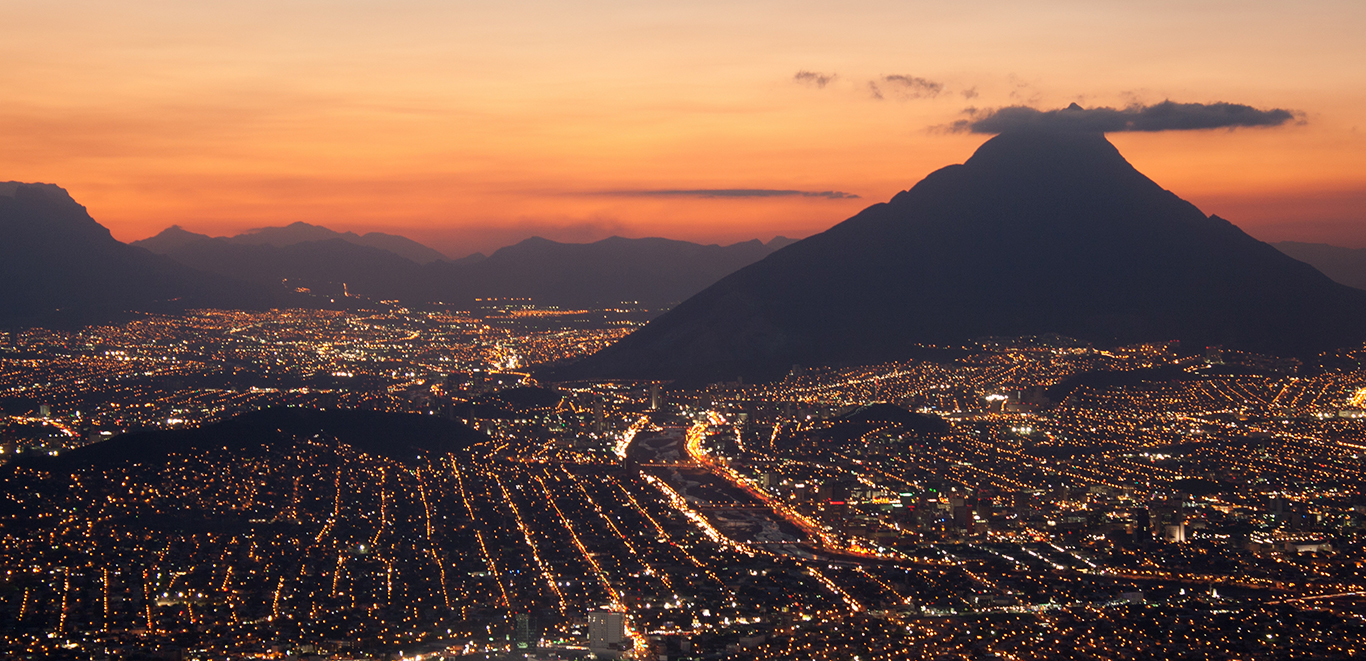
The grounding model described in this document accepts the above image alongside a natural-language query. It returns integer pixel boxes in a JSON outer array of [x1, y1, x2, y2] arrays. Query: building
[[513, 611, 536, 652], [589, 610, 629, 657]]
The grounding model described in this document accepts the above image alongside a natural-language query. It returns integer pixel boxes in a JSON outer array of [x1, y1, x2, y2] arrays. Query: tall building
[[1135, 508, 1152, 544], [589, 610, 629, 656], [513, 611, 536, 652], [649, 382, 661, 410]]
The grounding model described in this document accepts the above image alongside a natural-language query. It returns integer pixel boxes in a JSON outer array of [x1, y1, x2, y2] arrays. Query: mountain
[[0, 182, 283, 326], [129, 224, 214, 253], [142, 236, 425, 299], [565, 131, 1366, 382], [226, 221, 449, 264], [1274, 241, 1366, 291], [135, 221, 449, 265], [136, 230, 796, 308], [415, 235, 798, 307]]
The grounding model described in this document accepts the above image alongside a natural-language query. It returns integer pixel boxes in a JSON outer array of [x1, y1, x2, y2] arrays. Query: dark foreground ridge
[[567, 131, 1366, 382], [50, 407, 491, 468], [0, 182, 287, 326]]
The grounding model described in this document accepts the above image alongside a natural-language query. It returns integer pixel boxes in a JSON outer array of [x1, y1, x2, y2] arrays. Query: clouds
[[793, 71, 836, 88], [952, 101, 1298, 134], [875, 75, 943, 100], [596, 189, 859, 199], [796, 70, 945, 101]]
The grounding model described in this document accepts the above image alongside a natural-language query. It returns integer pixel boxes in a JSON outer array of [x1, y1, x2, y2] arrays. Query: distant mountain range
[[0, 183, 798, 325], [565, 131, 1366, 382], [133, 224, 796, 307], [1274, 242, 1366, 291]]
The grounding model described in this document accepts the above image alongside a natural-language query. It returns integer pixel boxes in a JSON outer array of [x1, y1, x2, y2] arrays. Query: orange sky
[[1, 1, 1363, 256]]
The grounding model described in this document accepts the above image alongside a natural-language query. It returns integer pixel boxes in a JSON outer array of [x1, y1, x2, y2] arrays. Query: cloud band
[[953, 101, 1298, 134]]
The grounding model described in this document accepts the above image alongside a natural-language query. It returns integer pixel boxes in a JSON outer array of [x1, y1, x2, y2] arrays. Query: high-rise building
[[1135, 508, 1152, 544], [589, 610, 628, 656], [513, 611, 536, 652]]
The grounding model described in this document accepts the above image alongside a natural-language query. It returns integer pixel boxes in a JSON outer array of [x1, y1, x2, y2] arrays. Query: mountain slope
[[0, 183, 281, 326], [566, 131, 1366, 382], [1274, 241, 1366, 291]]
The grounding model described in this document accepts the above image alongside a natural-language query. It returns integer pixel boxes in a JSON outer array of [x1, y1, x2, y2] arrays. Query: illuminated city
[[2, 307, 1365, 659], [5, 0, 1366, 657]]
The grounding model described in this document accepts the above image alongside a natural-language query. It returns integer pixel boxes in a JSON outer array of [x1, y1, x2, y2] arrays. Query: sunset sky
[[2, 0, 1363, 257]]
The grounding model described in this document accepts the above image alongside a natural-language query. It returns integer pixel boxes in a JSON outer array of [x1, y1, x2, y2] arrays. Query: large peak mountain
[[566, 131, 1366, 382]]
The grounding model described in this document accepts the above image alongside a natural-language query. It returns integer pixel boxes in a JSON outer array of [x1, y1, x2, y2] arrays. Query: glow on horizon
[[0, 0, 1362, 256]]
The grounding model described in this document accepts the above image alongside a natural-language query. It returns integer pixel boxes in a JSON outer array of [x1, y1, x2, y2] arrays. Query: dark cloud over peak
[[952, 100, 1298, 134], [596, 188, 859, 200], [793, 71, 836, 88]]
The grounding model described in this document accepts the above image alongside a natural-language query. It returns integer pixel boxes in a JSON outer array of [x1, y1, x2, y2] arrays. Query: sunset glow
[[2, 0, 1362, 255]]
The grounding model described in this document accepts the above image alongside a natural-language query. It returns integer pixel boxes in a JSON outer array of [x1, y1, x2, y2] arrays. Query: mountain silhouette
[[565, 131, 1366, 382], [416, 235, 798, 307], [130, 224, 214, 253], [1274, 241, 1366, 291], [140, 235, 424, 299], [135, 220, 449, 264], [0, 183, 284, 326], [136, 229, 796, 307], [226, 221, 449, 263]]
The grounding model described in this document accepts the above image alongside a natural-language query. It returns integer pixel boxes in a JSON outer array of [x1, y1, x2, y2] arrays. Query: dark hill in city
[[840, 403, 950, 435], [53, 407, 491, 469], [0, 182, 286, 327], [566, 131, 1366, 382], [486, 386, 566, 409], [1274, 241, 1366, 291]]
